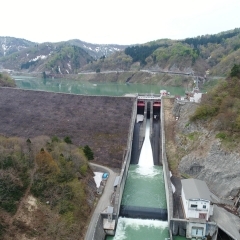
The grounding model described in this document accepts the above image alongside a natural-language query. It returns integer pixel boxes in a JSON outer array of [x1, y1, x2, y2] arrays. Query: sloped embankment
[[0, 88, 135, 168]]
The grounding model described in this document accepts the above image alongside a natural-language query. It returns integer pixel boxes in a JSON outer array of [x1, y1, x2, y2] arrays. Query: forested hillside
[[190, 64, 240, 148], [82, 28, 240, 77], [0, 43, 93, 74], [0, 135, 96, 240], [0, 37, 35, 57], [0, 28, 240, 78]]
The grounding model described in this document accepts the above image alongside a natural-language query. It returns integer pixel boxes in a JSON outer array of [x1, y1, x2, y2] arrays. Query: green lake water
[[13, 76, 185, 96]]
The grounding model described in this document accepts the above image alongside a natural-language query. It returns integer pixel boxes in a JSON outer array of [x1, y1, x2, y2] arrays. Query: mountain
[[67, 39, 128, 59], [0, 42, 94, 74], [0, 36, 35, 57], [81, 28, 240, 77], [0, 37, 128, 74], [1, 28, 240, 77]]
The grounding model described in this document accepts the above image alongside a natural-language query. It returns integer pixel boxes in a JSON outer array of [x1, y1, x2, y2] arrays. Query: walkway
[[84, 163, 118, 240]]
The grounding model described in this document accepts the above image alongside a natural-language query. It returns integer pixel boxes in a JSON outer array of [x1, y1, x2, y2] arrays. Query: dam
[[90, 95, 219, 240], [0, 86, 235, 240]]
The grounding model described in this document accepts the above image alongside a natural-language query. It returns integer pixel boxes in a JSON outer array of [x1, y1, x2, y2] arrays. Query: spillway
[[138, 120, 153, 167], [106, 118, 168, 239]]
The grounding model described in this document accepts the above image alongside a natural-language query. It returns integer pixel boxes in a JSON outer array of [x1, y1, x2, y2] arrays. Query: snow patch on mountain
[[67, 63, 72, 70], [58, 66, 62, 74], [2, 44, 7, 56], [29, 55, 47, 62]]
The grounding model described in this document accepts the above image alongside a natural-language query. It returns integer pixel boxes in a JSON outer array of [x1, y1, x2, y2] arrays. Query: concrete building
[[181, 179, 214, 239], [181, 179, 213, 220]]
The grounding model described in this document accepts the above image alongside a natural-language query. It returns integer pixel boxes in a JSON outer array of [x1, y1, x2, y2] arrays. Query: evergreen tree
[[64, 136, 72, 144], [230, 64, 240, 78], [83, 145, 94, 160]]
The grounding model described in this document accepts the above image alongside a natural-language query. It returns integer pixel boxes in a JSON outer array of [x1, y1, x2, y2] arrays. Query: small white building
[[181, 179, 214, 239], [181, 179, 213, 221]]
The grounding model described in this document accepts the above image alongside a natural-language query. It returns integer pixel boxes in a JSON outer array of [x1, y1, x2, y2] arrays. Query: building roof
[[107, 206, 113, 214], [181, 179, 211, 201]]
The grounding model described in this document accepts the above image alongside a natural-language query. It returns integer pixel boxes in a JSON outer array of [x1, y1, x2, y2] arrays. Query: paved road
[[84, 163, 118, 240]]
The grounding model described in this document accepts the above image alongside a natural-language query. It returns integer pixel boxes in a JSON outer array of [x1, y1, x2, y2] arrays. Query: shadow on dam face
[[147, 101, 151, 119], [120, 205, 167, 221]]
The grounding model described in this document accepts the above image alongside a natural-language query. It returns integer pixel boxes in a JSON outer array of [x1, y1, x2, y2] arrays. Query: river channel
[[13, 76, 185, 96]]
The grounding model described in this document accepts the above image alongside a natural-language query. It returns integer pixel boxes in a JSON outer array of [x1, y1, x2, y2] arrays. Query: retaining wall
[[113, 97, 137, 218], [92, 214, 106, 240], [161, 97, 174, 240]]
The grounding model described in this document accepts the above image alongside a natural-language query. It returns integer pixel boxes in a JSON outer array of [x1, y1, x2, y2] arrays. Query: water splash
[[107, 217, 169, 240], [138, 119, 153, 167]]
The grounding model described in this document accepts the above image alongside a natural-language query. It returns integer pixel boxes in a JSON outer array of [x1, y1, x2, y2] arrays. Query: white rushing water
[[107, 217, 169, 240], [138, 120, 153, 167]]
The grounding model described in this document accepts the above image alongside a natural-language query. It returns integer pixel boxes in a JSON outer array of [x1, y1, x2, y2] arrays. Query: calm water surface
[[13, 76, 185, 96]]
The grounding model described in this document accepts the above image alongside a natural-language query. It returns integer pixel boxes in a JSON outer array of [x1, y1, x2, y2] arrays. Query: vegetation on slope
[[190, 64, 240, 148], [0, 37, 35, 57], [124, 44, 166, 65], [81, 28, 240, 77], [0, 43, 94, 74], [1, 28, 240, 78], [0, 135, 95, 239], [45, 44, 94, 74], [81, 51, 133, 72], [152, 43, 199, 67], [182, 28, 240, 48], [0, 72, 16, 87]]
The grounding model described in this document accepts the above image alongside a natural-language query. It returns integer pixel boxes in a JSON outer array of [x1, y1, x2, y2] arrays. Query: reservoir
[[13, 76, 185, 96]]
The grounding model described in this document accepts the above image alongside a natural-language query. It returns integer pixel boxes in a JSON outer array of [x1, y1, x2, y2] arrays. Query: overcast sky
[[1, 0, 240, 45]]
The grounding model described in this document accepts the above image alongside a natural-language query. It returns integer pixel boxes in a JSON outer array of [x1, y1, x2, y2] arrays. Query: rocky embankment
[[0, 88, 135, 168], [168, 99, 240, 201]]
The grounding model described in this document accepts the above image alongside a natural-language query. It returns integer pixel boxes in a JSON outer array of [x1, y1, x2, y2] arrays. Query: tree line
[[124, 44, 168, 65], [182, 28, 240, 48]]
